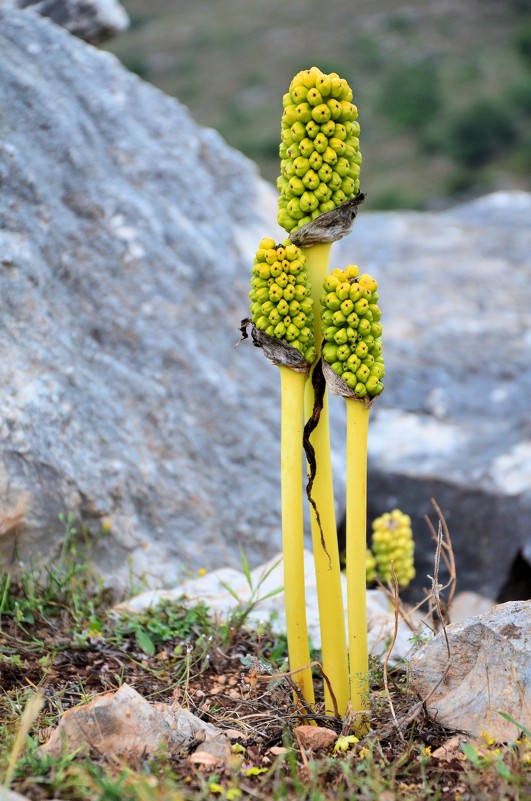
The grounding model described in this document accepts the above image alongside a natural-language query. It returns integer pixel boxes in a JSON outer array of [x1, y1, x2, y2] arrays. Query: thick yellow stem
[[345, 399, 371, 731], [302, 244, 349, 718], [279, 365, 315, 708]]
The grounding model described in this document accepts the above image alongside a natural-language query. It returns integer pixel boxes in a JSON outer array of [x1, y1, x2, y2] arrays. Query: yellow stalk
[[279, 365, 315, 708], [302, 243, 349, 717], [345, 398, 371, 733]]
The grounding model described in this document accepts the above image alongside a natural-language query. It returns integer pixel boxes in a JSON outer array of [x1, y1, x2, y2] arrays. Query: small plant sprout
[[321, 267, 384, 733], [245, 238, 316, 708]]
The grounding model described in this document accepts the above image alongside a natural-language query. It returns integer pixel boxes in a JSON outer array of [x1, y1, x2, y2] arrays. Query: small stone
[[0, 791, 34, 801], [188, 751, 223, 768], [430, 735, 466, 762], [409, 601, 531, 741], [295, 725, 337, 750]]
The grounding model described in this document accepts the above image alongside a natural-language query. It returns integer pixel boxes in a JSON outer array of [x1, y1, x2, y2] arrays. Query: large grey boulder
[[334, 191, 531, 602], [0, 10, 283, 585], [1, 9, 530, 599], [0, 0, 129, 43]]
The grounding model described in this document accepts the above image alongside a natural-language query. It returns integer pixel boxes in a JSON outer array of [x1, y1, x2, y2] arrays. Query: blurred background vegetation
[[105, 0, 531, 210]]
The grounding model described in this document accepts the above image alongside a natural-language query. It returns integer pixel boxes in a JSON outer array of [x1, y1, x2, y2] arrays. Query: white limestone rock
[[409, 600, 531, 741]]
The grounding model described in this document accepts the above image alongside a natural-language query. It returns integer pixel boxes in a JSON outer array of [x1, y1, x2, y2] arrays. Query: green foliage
[[109, 598, 215, 656], [105, 1, 531, 207], [377, 61, 442, 131], [509, 80, 531, 117], [514, 23, 531, 71], [0, 513, 109, 630], [368, 187, 422, 210], [443, 100, 517, 167], [119, 55, 151, 79]]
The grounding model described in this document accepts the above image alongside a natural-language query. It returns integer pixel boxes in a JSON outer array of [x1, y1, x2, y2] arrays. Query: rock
[[0, 9, 284, 587], [430, 735, 466, 763], [295, 725, 337, 750], [334, 190, 531, 602], [497, 548, 531, 603], [0, 791, 33, 801], [0, 0, 129, 43], [116, 550, 430, 665], [449, 591, 495, 624], [40, 683, 231, 759], [409, 601, 531, 741]]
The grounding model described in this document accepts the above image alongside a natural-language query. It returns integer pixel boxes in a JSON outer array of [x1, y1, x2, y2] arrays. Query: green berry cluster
[[249, 237, 317, 363], [277, 66, 362, 234], [320, 265, 384, 398], [369, 509, 416, 589]]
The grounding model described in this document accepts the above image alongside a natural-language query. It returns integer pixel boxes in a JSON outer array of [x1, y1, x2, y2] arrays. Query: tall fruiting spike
[[247, 236, 316, 711], [320, 265, 384, 735], [371, 510, 416, 588], [278, 67, 362, 234]]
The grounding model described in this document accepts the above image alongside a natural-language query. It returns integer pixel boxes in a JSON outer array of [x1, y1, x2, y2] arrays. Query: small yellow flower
[[358, 747, 370, 759], [198, 568, 207, 576], [209, 782, 224, 794], [480, 730, 495, 746], [231, 743, 246, 755], [334, 735, 359, 753], [101, 520, 112, 533], [226, 790, 242, 800], [422, 746, 432, 757], [245, 767, 268, 777]]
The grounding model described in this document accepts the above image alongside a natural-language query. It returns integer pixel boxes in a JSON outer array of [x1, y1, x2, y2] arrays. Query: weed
[[0, 512, 110, 635]]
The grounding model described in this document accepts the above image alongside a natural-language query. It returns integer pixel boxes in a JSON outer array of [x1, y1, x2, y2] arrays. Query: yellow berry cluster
[[320, 265, 384, 398], [365, 548, 377, 585], [277, 66, 362, 234], [369, 509, 415, 589], [248, 237, 317, 363]]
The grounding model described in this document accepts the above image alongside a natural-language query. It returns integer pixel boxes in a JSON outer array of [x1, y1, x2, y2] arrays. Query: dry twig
[[382, 563, 405, 742]]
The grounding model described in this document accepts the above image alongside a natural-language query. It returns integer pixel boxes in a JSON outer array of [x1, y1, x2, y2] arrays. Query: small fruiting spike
[[250, 240, 316, 363], [320, 267, 384, 398], [371, 509, 415, 588], [365, 548, 377, 585], [277, 67, 362, 233]]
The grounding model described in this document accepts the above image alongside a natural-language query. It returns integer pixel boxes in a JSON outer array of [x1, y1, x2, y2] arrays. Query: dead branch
[[382, 563, 405, 742]]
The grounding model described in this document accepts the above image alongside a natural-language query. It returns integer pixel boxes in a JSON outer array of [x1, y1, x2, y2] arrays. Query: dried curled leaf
[[239, 319, 311, 375], [322, 359, 375, 405], [289, 194, 365, 247]]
